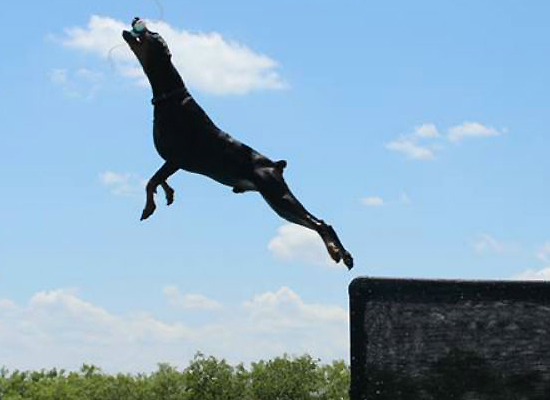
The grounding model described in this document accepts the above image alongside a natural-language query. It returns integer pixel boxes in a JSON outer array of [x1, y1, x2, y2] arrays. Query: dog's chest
[[152, 123, 191, 161], [152, 124, 169, 159], [152, 118, 215, 174], [151, 101, 208, 160]]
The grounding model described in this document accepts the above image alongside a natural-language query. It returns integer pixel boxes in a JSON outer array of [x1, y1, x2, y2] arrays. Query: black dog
[[122, 18, 353, 269]]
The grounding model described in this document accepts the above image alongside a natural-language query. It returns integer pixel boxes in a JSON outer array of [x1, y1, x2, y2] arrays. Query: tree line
[[0, 354, 349, 400]]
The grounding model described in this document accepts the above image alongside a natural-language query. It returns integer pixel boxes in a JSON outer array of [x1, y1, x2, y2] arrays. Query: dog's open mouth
[[130, 29, 145, 43], [122, 29, 143, 50], [122, 17, 147, 48], [131, 29, 145, 41]]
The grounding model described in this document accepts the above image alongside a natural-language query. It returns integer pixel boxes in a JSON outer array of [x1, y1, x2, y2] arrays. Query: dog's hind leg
[[253, 166, 353, 269], [141, 161, 179, 221]]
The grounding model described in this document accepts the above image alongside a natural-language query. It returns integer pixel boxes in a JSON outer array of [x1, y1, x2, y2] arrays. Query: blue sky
[[1, 0, 549, 371]]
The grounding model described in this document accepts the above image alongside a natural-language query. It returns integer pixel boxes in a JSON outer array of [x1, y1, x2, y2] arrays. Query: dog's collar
[[151, 88, 190, 106]]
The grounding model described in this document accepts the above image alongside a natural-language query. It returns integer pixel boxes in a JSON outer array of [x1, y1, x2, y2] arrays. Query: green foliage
[[0, 354, 350, 400], [248, 354, 319, 400], [317, 361, 351, 400], [184, 354, 244, 400]]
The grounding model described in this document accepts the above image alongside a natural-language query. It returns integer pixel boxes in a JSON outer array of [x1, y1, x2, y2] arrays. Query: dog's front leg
[[141, 161, 179, 221], [160, 181, 175, 206]]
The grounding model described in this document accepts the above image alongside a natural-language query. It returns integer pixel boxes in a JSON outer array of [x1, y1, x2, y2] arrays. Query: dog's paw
[[342, 250, 354, 270], [140, 203, 156, 221], [165, 187, 175, 206]]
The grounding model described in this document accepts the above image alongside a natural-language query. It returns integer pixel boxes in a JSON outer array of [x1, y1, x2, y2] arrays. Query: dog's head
[[122, 18, 172, 75]]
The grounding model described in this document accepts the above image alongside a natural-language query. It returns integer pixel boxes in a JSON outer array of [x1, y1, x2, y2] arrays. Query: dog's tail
[[253, 157, 287, 173], [274, 160, 287, 173]]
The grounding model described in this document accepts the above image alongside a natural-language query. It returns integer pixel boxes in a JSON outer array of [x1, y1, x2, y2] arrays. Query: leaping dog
[[122, 18, 353, 269]]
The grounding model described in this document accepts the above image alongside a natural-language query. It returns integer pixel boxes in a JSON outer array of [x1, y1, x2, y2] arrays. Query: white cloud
[[361, 196, 384, 207], [0, 299, 16, 309], [75, 67, 103, 82], [513, 268, 550, 281], [473, 233, 521, 256], [49, 67, 103, 99], [361, 193, 410, 206], [239, 287, 348, 360], [244, 286, 347, 331], [58, 15, 286, 95], [386, 122, 440, 160], [387, 121, 504, 160], [510, 241, 550, 281], [0, 289, 200, 372], [0, 287, 348, 372], [267, 224, 334, 267], [414, 123, 440, 138], [100, 171, 146, 196], [163, 286, 222, 310], [448, 122, 503, 143], [386, 138, 436, 160], [473, 233, 506, 254]]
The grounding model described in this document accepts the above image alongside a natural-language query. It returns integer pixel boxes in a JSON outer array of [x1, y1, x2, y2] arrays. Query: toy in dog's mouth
[[123, 16, 172, 65], [131, 17, 147, 37]]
